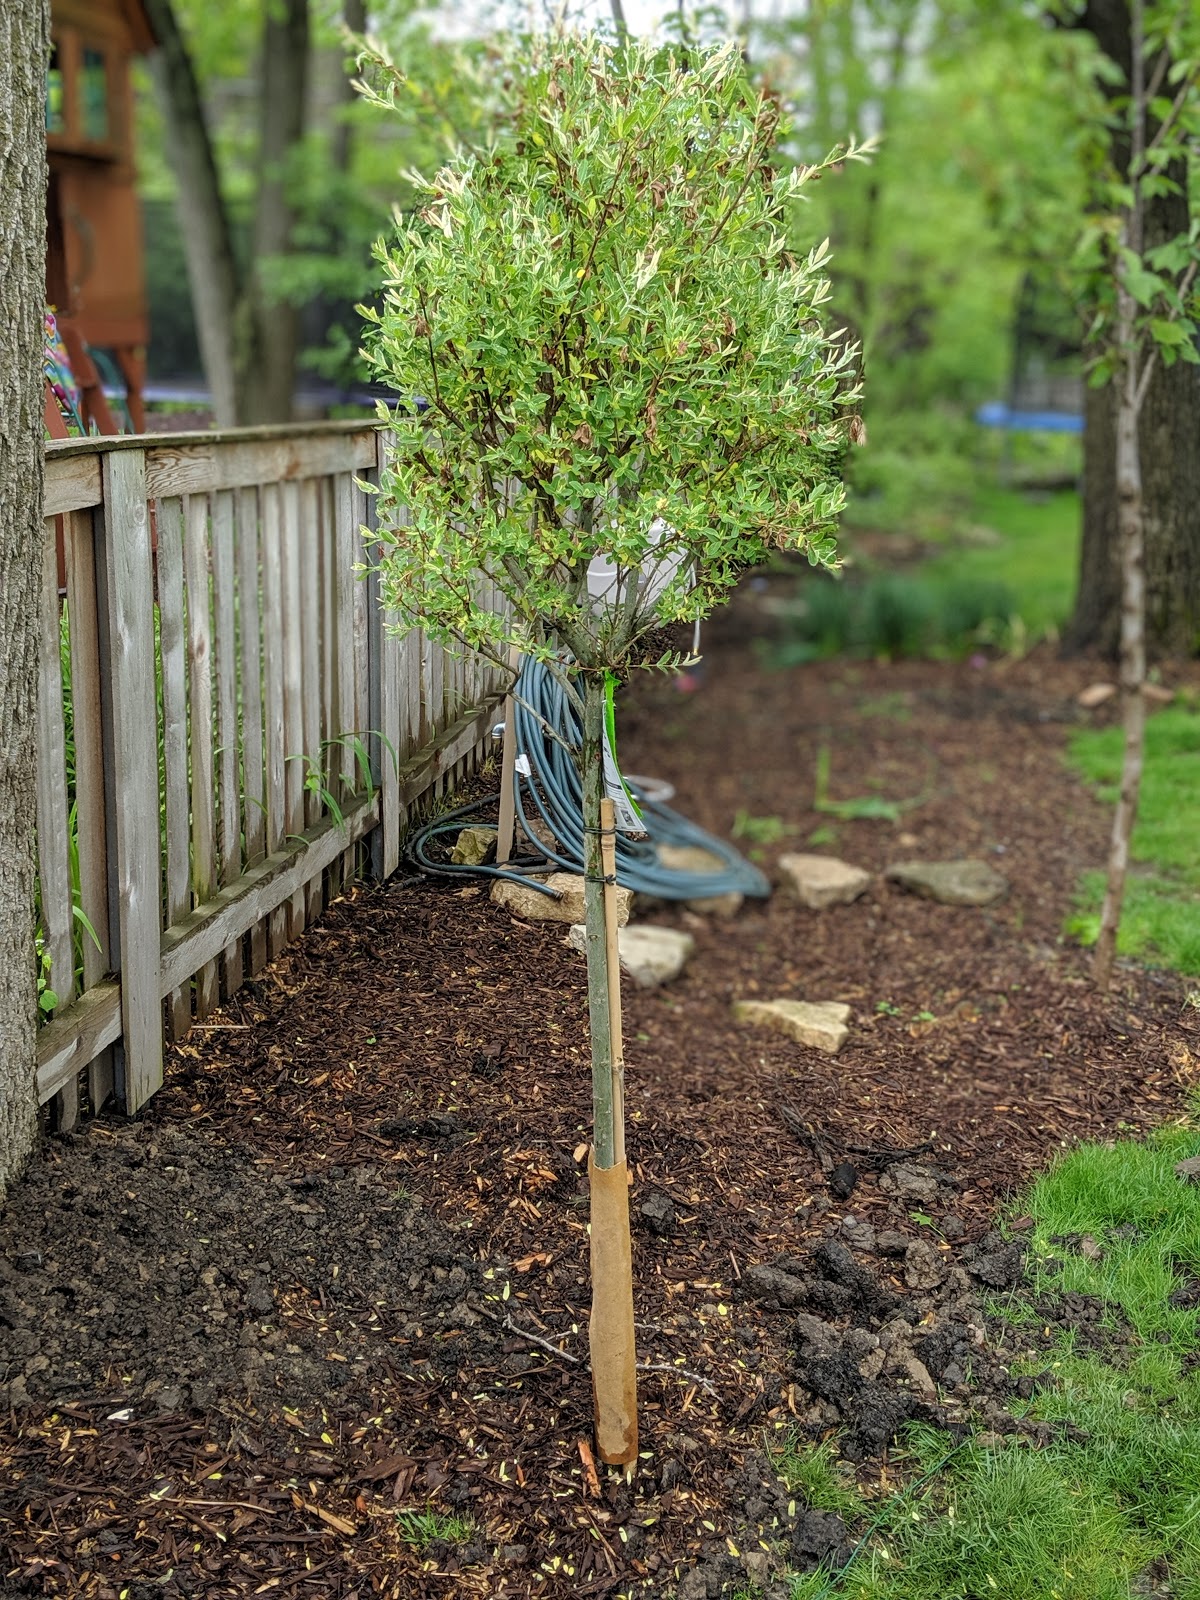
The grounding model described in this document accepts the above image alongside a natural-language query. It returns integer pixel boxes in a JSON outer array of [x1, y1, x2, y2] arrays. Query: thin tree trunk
[[580, 675, 637, 1466], [1093, 1, 1148, 989], [143, 0, 242, 426], [0, 0, 49, 1196], [1093, 302, 1146, 987], [1065, 0, 1200, 660], [239, 0, 309, 424], [582, 676, 615, 1168]]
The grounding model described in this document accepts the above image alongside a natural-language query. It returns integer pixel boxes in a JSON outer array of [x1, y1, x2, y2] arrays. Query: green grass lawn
[[1066, 704, 1200, 975], [920, 485, 1081, 642], [768, 485, 1081, 665], [767, 1126, 1200, 1600]]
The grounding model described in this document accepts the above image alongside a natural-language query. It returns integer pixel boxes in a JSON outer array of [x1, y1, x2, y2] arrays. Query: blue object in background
[[975, 401, 1083, 434]]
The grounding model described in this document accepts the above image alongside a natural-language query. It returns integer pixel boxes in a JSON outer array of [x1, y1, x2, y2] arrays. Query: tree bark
[[143, 0, 242, 426], [238, 0, 309, 424], [0, 0, 49, 1196], [1065, 0, 1200, 659], [145, 0, 310, 426], [1093, 282, 1146, 987]]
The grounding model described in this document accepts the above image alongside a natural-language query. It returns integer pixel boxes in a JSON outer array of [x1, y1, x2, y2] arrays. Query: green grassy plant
[[772, 1124, 1200, 1599], [395, 1508, 476, 1552], [1066, 704, 1200, 974], [764, 483, 1081, 666]]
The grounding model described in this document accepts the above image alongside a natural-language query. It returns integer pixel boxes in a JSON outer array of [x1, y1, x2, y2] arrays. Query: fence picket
[[37, 516, 78, 1127], [281, 481, 307, 938], [99, 448, 162, 1111], [237, 486, 267, 973], [63, 508, 113, 1111], [183, 492, 219, 1017], [260, 483, 287, 957], [211, 489, 243, 994], [157, 496, 191, 1038]]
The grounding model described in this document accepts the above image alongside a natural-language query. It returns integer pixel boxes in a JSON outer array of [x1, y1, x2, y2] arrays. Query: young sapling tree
[[1069, 0, 1199, 987], [358, 30, 865, 1459]]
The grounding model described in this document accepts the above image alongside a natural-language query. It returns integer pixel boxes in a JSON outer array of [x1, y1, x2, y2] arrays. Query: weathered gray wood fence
[[35, 422, 504, 1130]]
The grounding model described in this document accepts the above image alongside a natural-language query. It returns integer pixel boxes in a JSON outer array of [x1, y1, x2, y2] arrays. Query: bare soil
[[2, 594, 1197, 1599]]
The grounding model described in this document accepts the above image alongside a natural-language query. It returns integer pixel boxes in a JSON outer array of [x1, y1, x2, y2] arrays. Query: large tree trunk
[[1065, 0, 1200, 659], [0, 0, 49, 1196], [144, 0, 242, 427], [145, 0, 309, 426], [238, 0, 309, 424]]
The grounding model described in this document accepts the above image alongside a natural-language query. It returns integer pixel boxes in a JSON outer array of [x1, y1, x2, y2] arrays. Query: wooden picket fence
[[35, 421, 506, 1131]]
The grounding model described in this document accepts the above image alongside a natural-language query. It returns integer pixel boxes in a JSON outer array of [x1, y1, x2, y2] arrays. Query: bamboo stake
[[495, 647, 520, 865], [600, 797, 626, 1164]]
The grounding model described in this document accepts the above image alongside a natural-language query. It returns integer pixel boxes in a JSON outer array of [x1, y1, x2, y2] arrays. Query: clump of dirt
[[0, 1123, 502, 1420]]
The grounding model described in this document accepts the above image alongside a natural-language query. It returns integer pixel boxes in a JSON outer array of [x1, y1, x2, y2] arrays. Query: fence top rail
[[44, 421, 385, 514], [44, 417, 382, 464]]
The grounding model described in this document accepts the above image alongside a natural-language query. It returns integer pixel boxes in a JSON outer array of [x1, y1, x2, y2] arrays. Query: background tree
[[137, 0, 488, 422], [360, 29, 863, 1460], [0, 0, 49, 1197], [1064, 0, 1200, 660]]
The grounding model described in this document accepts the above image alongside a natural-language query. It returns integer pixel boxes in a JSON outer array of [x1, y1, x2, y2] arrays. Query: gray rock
[[566, 922, 694, 987], [902, 1356, 938, 1399], [743, 1264, 810, 1308], [778, 853, 872, 909], [1175, 1156, 1200, 1184], [841, 1217, 877, 1253], [657, 844, 745, 917], [733, 998, 851, 1055], [904, 1239, 947, 1291], [491, 871, 632, 925], [639, 1191, 676, 1236], [885, 858, 1009, 907], [875, 1229, 912, 1256], [794, 1313, 839, 1361], [878, 1163, 941, 1202]]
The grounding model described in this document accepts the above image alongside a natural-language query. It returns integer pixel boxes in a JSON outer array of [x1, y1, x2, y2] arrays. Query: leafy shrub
[[764, 572, 1016, 664]]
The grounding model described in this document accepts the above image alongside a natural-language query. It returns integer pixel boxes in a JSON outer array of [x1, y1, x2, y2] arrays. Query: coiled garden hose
[[407, 658, 769, 902]]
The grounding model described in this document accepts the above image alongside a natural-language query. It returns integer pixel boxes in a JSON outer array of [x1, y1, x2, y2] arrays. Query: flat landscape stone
[[885, 859, 1008, 907], [1077, 681, 1117, 709], [491, 872, 632, 926], [732, 998, 851, 1055], [778, 853, 872, 909], [657, 843, 744, 917], [567, 923, 694, 988], [450, 825, 495, 866]]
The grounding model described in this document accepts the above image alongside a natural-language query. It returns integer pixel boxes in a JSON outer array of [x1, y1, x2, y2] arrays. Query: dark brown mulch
[[2, 598, 1198, 1600]]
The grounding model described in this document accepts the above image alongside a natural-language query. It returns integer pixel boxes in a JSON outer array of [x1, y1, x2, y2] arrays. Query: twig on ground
[[636, 1361, 718, 1395], [470, 1301, 583, 1363]]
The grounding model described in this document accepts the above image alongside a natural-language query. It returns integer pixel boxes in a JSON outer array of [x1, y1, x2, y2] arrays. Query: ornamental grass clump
[[358, 27, 865, 1464]]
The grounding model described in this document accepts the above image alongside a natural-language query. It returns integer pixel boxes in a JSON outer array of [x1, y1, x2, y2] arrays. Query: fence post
[[367, 431, 402, 881], [97, 448, 163, 1112]]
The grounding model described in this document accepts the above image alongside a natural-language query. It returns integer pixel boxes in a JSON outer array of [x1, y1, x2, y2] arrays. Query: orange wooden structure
[[46, 0, 155, 435]]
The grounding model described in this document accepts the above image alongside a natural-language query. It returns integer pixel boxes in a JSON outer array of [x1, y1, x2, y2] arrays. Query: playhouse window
[[80, 47, 109, 142]]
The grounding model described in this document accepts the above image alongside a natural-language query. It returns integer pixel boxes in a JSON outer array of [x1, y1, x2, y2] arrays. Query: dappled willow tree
[[359, 30, 864, 1456]]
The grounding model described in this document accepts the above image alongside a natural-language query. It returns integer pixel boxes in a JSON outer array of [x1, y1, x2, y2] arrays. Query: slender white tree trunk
[[0, 0, 49, 1196], [1093, 294, 1147, 989]]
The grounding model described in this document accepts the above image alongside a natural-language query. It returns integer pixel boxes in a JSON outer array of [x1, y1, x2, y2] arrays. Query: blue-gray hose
[[408, 659, 768, 903]]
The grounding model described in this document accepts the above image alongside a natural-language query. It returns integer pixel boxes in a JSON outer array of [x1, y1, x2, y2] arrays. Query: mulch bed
[[2, 590, 1198, 1599]]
